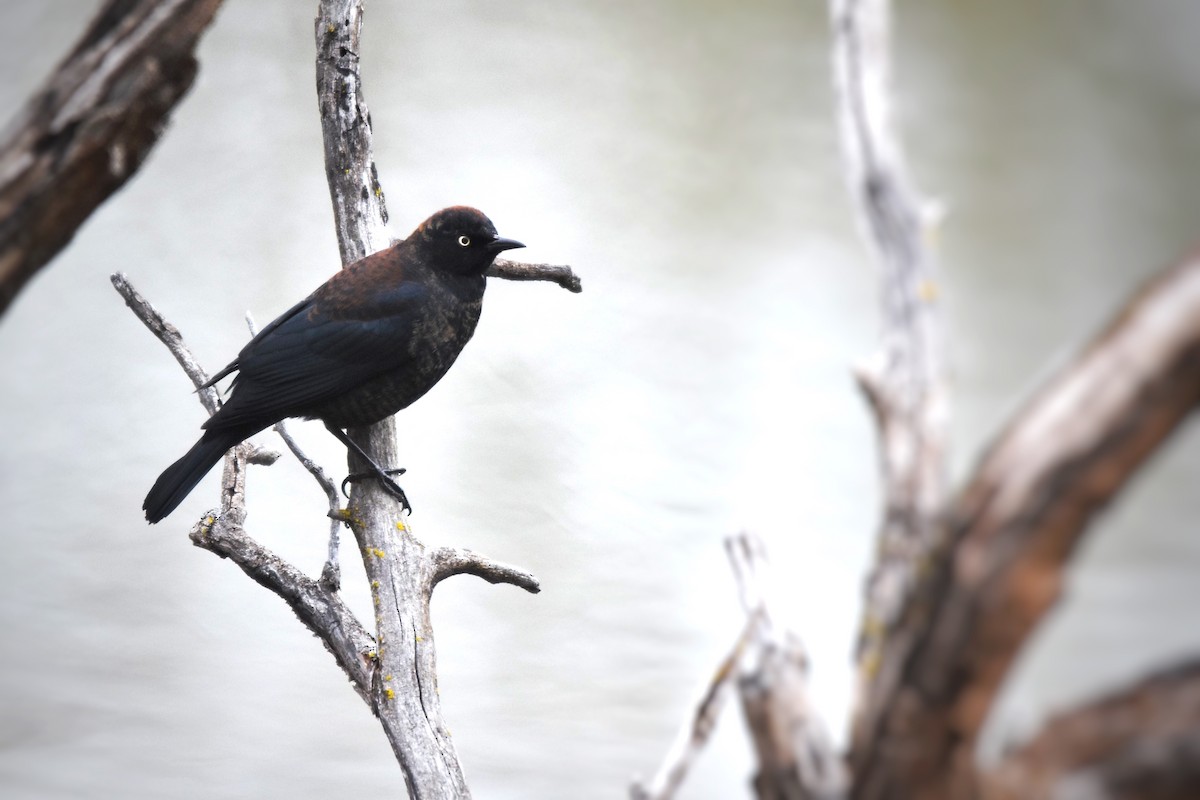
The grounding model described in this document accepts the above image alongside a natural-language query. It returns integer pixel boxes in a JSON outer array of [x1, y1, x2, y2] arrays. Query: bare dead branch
[[984, 659, 1200, 800], [488, 258, 583, 293], [851, 253, 1200, 799], [829, 0, 951, 753], [428, 546, 541, 594], [0, 0, 225, 316], [191, 495, 376, 704], [271, 420, 339, 510], [245, 448, 281, 466], [106, 3, 548, 793], [113, 269, 377, 703], [829, 4, 1200, 798], [315, 3, 474, 794]]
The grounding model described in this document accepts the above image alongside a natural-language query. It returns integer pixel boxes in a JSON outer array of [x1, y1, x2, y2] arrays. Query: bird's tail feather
[[144, 431, 242, 523]]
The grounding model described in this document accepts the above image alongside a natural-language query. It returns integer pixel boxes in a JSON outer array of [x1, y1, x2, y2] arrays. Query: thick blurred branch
[[851, 252, 1200, 799], [0, 0, 224, 316], [985, 659, 1200, 799], [830, 2, 1200, 798]]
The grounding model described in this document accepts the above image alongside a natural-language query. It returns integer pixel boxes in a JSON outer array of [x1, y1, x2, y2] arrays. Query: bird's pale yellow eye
[[457, 235, 471, 247]]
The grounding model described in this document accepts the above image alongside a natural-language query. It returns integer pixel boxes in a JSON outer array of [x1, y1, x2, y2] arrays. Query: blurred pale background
[[2, 1, 1199, 797]]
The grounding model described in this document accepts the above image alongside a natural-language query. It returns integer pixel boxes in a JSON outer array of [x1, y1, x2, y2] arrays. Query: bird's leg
[[324, 423, 412, 513]]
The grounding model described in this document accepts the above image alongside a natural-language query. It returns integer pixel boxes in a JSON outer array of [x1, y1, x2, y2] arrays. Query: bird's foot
[[341, 467, 411, 513]]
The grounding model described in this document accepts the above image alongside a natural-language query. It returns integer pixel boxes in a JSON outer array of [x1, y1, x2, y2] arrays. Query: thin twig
[[272, 418, 345, 590], [725, 531, 769, 619], [112, 272, 219, 413]]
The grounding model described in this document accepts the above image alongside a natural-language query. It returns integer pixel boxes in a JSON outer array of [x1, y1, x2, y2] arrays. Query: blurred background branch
[[851, 251, 1200, 799], [829, 0, 951, 748], [0, 0, 224, 315]]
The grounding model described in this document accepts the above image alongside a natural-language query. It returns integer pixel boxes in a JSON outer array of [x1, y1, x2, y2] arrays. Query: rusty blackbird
[[143, 206, 524, 523]]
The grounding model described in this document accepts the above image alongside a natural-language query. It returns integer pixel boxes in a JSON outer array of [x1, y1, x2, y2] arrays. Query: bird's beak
[[487, 235, 525, 254]]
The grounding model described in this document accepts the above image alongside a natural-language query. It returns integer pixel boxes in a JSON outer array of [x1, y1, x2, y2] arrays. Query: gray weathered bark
[[114, 260, 542, 797], [314, 3, 546, 796], [634, 4, 1200, 798]]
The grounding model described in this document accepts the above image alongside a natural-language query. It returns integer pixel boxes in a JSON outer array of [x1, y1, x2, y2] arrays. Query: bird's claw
[[379, 475, 412, 515], [341, 467, 411, 513]]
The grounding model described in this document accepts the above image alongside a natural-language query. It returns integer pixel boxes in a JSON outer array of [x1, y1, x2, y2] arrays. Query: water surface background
[[2, 2, 1199, 797]]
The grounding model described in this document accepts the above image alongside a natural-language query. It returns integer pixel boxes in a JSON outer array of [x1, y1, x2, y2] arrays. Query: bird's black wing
[[202, 282, 428, 431], [199, 295, 315, 391]]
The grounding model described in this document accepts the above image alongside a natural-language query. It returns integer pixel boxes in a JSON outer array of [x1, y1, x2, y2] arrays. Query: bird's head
[[412, 206, 525, 275]]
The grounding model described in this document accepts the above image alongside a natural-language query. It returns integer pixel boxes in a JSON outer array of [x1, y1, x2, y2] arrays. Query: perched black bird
[[144, 206, 524, 523]]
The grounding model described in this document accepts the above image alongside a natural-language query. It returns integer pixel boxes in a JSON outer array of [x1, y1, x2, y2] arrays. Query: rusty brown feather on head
[[415, 205, 491, 236]]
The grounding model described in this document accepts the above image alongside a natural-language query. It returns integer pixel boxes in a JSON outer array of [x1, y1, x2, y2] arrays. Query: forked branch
[[113, 271, 376, 703]]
